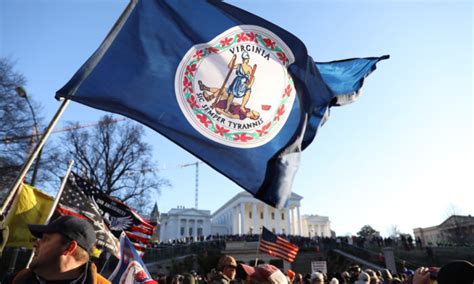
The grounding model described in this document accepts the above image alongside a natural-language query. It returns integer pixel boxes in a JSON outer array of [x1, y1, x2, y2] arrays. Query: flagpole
[[99, 252, 112, 274], [26, 159, 74, 268], [0, 99, 71, 215], [255, 226, 263, 267], [45, 159, 75, 223]]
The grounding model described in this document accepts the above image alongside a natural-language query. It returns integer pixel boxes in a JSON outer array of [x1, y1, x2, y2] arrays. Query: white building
[[159, 192, 332, 241], [159, 206, 212, 241], [413, 215, 474, 246], [211, 191, 331, 237], [301, 214, 331, 238]]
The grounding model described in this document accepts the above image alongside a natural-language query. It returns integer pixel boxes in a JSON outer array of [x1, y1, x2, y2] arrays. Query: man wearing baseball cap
[[11, 215, 110, 284]]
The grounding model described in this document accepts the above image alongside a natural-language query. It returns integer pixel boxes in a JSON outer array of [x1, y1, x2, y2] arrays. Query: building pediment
[[212, 191, 303, 217], [168, 208, 211, 217], [439, 215, 474, 229]]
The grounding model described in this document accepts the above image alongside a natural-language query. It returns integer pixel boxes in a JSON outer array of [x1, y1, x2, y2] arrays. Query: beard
[[29, 250, 61, 274]]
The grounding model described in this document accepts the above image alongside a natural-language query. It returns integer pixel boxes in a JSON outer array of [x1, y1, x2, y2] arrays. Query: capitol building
[[159, 192, 331, 242]]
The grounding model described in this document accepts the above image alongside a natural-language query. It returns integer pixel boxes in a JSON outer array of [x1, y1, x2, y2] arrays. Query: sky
[[1, 0, 472, 237]]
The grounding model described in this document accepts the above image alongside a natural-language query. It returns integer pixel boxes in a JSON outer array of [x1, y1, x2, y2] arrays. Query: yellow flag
[[5, 184, 54, 248]]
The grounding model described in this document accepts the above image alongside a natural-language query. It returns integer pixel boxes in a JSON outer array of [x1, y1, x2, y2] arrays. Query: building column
[[263, 204, 269, 230], [185, 219, 189, 238], [290, 208, 296, 235], [317, 224, 321, 236], [240, 202, 246, 235], [176, 218, 181, 240], [252, 203, 258, 234], [233, 207, 239, 235], [285, 206, 291, 235], [297, 206, 302, 236], [194, 219, 198, 240], [275, 208, 281, 234]]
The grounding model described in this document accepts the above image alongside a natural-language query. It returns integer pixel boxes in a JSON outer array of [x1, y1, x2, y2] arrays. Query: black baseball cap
[[437, 260, 474, 284], [28, 215, 96, 252]]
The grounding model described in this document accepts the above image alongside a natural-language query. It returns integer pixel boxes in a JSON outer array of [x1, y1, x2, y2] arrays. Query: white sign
[[311, 261, 327, 274]]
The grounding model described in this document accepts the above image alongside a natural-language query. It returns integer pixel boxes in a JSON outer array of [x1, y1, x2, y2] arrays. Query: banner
[[66, 172, 155, 254], [5, 184, 54, 249], [109, 232, 157, 284], [58, 175, 120, 257], [56, 0, 388, 208]]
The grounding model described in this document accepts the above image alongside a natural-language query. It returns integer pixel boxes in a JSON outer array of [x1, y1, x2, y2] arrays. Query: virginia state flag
[[109, 232, 156, 284], [56, 0, 388, 208]]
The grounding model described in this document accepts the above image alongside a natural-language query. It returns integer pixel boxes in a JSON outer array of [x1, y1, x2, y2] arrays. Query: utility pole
[[15, 86, 41, 185]]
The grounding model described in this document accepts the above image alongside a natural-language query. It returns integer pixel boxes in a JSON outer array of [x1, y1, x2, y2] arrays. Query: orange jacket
[[11, 262, 110, 284]]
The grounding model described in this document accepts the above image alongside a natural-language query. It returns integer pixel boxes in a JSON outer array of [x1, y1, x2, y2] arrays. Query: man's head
[[28, 216, 96, 275], [310, 272, 324, 284], [217, 255, 237, 280]]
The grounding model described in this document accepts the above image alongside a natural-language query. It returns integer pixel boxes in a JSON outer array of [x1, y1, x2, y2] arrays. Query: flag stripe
[[260, 241, 298, 258], [130, 225, 153, 235], [259, 245, 296, 262], [128, 230, 152, 241], [260, 240, 298, 257], [275, 237, 299, 250], [259, 245, 297, 260], [57, 206, 89, 220], [126, 231, 150, 244]]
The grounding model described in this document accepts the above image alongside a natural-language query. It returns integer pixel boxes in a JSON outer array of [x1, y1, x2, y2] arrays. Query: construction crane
[[180, 161, 200, 209], [137, 161, 202, 209]]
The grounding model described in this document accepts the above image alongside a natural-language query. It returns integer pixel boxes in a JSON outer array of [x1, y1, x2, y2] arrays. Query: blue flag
[[56, 0, 388, 208], [109, 232, 156, 284]]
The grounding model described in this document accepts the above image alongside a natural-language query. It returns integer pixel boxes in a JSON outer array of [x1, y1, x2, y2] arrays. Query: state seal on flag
[[175, 25, 296, 148]]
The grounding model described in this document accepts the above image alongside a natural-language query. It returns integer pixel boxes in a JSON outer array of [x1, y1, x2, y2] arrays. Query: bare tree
[[0, 58, 35, 196], [387, 224, 401, 239], [58, 115, 168, 211], [0, 60, 29, 158]]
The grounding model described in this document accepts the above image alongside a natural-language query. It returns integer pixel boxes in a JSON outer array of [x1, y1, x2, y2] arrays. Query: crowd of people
[[153, 233, 422, 252], [150, 256, 474, 284], [1, 215, 473, 284]]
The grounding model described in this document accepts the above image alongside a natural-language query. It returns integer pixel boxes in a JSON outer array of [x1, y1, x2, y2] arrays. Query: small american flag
[[258, 227, 299, 263]]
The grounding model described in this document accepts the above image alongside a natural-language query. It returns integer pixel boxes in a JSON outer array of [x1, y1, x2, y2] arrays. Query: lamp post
[[15, 86, 41, 186]]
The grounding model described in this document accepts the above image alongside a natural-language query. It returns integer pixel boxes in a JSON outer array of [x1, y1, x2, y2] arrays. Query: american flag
[[258, 227, 299, 263], [61, 172, 156, 255]]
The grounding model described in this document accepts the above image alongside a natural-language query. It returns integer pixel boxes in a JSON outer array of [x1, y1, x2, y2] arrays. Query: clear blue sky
[[1, 0, 472, 237]]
